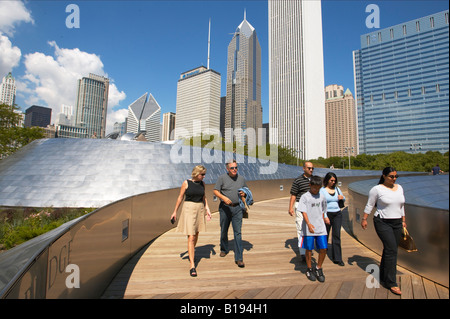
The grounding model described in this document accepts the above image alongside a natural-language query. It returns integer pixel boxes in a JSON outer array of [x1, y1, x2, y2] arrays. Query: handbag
[[336, 188, 345, 208], [399, 227, 418, 252]]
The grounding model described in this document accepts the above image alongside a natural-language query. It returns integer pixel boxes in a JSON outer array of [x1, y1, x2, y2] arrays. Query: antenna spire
[[207, 18, 211, 69]]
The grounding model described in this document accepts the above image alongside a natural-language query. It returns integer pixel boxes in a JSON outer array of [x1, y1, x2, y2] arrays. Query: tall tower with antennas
[[225, 11, 263, 147], [174, 19, 221, 140]]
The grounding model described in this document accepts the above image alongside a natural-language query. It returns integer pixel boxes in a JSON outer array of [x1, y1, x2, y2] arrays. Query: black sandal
[[190, 268, 197, 277]]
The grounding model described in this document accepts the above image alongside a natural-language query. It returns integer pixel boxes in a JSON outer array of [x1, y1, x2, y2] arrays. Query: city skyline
[[1, 1, 448, 138]]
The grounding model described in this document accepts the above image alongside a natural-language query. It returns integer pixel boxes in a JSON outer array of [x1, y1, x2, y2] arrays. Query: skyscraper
[[268, 0, 326, 160], [162, 112, 176, 141], [126, 92, 161, 142], [225, 12, 262, 147], [24, 105, 52, 128], [74, 73, 109, 138], [0, 72, 16, 107], [324, 85, 358, 158], [353, 10, 449, 154], [175, 66, 221, 139]]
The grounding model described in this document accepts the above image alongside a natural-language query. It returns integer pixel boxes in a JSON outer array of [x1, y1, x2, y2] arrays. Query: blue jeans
[[219, 202, 244, 261]]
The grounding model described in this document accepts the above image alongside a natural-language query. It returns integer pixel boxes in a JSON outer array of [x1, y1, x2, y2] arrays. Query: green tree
[[0, 103, 45, 159]]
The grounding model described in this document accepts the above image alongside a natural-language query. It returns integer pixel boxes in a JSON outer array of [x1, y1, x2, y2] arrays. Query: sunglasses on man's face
[[229, 166, 238, 170]]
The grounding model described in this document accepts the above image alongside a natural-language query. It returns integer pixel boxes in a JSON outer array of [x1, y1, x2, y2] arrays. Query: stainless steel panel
[[348, 176, 449, 287]]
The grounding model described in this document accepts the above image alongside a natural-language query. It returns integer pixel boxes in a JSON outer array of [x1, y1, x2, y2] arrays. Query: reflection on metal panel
[[348, 175, 449, 287], [0, 138, 421, 208]]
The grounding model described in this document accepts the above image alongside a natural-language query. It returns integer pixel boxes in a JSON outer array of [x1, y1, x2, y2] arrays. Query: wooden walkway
[[102, 197, 448, 299]]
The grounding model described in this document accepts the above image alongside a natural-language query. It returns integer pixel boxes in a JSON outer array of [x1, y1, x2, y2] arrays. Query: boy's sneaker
[[314, 267, 325, 282], [306, 268, 316, 281]]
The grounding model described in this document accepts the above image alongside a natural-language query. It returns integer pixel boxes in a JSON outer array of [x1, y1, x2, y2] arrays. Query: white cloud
[[0, 0, 34, 36], [0, 32, 21, 77], [21, 41, 126, 131], [106, 108, 128, 135]]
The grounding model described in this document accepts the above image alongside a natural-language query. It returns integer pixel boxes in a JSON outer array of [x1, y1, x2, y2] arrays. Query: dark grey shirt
[[214, 173, 248, 205]]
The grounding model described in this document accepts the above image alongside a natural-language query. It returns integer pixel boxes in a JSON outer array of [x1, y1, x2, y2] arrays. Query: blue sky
[[1, 0, 448, 134]]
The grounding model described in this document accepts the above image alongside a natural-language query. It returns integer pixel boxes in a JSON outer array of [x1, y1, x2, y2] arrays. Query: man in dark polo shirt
[[214, 159, 247, 268], [288, 161, 314, 261]]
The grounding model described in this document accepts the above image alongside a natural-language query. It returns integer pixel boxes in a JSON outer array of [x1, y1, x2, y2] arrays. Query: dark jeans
[[373, 216, 403, 288], [219, 202, 243, 261], [326, 211, 343, 262]]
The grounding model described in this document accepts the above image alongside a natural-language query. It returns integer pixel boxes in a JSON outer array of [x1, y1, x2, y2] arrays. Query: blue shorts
[[300, 235, 328, 250]]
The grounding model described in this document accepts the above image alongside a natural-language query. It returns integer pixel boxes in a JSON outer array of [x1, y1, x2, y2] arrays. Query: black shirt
[[290, 174, 311, 202], [185, 180, 205, 203]]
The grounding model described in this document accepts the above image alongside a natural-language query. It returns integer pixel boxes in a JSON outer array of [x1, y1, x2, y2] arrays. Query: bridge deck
[[102, 197, 448, 299]]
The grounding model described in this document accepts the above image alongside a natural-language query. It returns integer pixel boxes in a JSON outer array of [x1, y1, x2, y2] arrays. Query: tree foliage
[[0, 103, 45, 159], [181, 133, 448, 173]]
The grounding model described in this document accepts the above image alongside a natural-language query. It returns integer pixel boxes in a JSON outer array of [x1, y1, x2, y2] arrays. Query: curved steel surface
[[0, 138, 423, 208], [347, 175, 449, 287]]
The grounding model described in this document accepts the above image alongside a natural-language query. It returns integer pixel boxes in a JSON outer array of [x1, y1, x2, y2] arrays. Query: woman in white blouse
[[361, 167, 406, 296]]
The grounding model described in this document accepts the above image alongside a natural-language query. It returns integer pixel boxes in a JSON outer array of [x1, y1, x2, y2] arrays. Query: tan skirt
[[176, 201, 206, 235]]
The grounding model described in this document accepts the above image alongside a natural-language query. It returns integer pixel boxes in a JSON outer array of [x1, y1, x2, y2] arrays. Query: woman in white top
[[361, 167, 406, 296]]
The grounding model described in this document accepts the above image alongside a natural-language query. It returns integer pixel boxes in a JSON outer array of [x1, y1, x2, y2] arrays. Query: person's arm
[[322, 197, 330, 225], [361, 186, 378, 229], [203, 195, 211, 220], [171, 180, 188, 221], [302, 211, 315, 234], [213, 189, 232, 205], [288, 194, 296, 216]]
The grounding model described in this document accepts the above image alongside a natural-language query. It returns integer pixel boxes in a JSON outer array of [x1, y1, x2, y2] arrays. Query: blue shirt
[[320, 187, 345, 213]]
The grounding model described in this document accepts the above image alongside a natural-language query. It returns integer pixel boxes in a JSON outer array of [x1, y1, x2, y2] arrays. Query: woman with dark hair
[[320, 172, 345, 266], [361, 167, 406, 295]]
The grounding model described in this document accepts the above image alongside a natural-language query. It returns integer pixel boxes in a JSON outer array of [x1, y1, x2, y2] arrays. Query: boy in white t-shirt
[[298, 176, 330, 282]]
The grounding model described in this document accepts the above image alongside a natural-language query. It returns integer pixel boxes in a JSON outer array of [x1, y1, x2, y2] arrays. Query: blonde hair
[[191, 165, 206, 178]]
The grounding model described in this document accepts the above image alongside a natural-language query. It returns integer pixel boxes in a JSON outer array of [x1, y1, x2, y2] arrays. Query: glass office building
[[353, 10, 449, 154]]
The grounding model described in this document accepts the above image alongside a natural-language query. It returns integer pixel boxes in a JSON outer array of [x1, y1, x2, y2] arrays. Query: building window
[[366, 35, 370, 45], [445, 12, 449, 24], [402, 25, 407, 35], [408, 89, 412, 97], [378, 32, 382, 42], [436, 84, 440, 92], [390, 28, 394, 39], [421, 87, 426, 95], [430, 17, 435, 28], [416, 21, 420, 32], [394, 91, 398, 99], [382, 93, 386, 100]]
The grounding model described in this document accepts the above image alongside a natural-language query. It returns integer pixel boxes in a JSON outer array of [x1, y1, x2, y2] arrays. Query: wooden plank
[[322, 282, 343, 299], [281, 285, 304, 299], [411, 275, 427, 299], [400, 275, 413, 299], [422, 278, 439, 299], [435, 284, 449, 299], [239, 288, 265, 299], [348, 281, 366, 299], [267, 286, 291, 299], [295, 284, 317, 299], [335, 281, 354, 299]]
